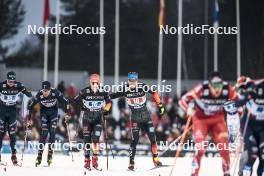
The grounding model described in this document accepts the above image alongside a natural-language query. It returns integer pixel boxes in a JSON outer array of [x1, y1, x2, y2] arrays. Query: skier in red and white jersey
[[179, 72, 237, 176]]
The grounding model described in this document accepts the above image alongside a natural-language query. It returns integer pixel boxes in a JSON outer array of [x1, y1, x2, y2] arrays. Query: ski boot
[[128, 160, 135, 171], [84, 157, 91, 171], [11, 153, 18, 165], [35, 151, 43, 167], [153, 155, 162, 167], [47, 150, 53, 166]]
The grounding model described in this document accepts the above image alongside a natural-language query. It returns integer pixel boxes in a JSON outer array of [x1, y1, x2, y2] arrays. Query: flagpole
[[43, 27, 48, 81], [158, 0, 165, 87], [213, 0, 219, 72], [157, 32, 163, 86], [99, 0, 104, 84], [43, 0, 50, 82], [236, 0, 241, 77], [176, 0, 183, 97], [114, 0, 119, 86], [54, 0, 60, 87], [203, 0, 209, 79]]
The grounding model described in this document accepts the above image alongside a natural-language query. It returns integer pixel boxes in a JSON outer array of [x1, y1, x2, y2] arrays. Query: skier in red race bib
[[179, 72, 237, 176]]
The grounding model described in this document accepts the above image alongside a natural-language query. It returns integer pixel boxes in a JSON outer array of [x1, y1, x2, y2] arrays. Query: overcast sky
[[3, 0, 56, 55]]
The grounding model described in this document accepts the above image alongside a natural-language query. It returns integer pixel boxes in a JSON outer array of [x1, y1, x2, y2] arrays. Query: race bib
[[83, 100, 104, 110], [0, 94, 19, 106], [127, 96, 146, 108], [256, 107, 264, 120]]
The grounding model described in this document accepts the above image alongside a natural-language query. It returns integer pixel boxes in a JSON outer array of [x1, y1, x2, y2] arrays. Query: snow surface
[[0, 154, 259, 176]]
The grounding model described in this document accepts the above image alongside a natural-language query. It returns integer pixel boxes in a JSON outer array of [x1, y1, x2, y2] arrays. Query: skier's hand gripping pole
[[65, 114, 74, 162]]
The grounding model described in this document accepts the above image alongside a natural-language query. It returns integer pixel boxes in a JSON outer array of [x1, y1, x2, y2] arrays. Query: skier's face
[[7, 80, 15, 87], [209, 81, 223, 97], [90, 81, 99, 93], [128, 79, 138, 89], [42, 89, 51, 97]]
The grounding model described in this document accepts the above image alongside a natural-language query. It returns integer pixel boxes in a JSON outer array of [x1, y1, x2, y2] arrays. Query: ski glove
[[158, 103, 165, 116]]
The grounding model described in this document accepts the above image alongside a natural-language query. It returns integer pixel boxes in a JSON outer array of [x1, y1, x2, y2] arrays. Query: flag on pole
[[213, 0, 219, 28], [43, 0, 50, 26], [158, 0, 165, 27]]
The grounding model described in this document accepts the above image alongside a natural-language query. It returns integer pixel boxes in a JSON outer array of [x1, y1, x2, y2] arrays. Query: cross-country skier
[[230, 78, 264, 176], [179, 72, 237, 176], [110, 72, 165, 171], [231, 76, 255, 176], [27, 81, 69, 167], [0, 71, 32, 165], [72, 73, 111, 171]]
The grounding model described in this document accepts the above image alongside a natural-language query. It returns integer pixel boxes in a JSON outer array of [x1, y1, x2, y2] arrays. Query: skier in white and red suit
[[178, 72, 237, 176]]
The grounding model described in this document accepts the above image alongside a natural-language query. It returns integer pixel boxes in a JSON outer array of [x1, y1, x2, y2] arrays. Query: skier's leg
[[145, 120, 162, 166], [7, 109, 18, 164], [83, 117, 92, 169], [211, 115, 230, 175], [92, 121, 102, 168], [36, 112, 49, 166], [256, 128, 264, 176], [128, 120, 140, 169], [47, 112, 58, 165], [191, 116, 208, 176], [0, 108, 5, 162], [238, 114, 250, 176], [242, 124, 257, 176]]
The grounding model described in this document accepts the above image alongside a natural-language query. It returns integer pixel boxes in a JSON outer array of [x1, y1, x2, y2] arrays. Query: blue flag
[[213, 0, 219, 27]]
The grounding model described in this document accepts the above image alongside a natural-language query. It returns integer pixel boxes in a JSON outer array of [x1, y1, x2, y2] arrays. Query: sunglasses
[[7, 80, 15, 83], [210, 82, 223, 89], [91, 82, 99, 85], [128, 79, 138, 82]]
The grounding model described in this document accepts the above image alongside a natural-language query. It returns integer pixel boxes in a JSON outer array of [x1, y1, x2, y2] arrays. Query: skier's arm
[[56, 89, 70, 112], [103, 93, 112, 113], [19, 83, 32, 97], [145, 84, 165, 116], [72, 89, 85, 107], [27, 92, 41, 116], [179, 84, 201, 112], [110, 89, 125, 99]]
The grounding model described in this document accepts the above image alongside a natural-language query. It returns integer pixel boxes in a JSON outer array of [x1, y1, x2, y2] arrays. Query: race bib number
[[127, 96, 146, 108]]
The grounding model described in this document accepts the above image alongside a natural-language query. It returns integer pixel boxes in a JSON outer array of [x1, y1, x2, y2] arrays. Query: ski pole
[[65, 115, 74, 162], [160, 125, 192, 156], [20, 98, 29, 166], [231, 114, 250, 176], [102, 114, 109, 170], [169, 115, 192, 176]]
